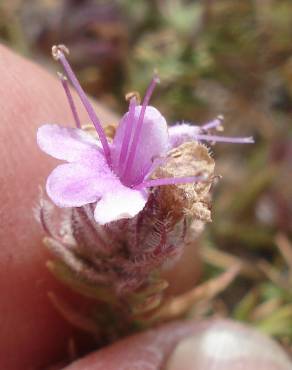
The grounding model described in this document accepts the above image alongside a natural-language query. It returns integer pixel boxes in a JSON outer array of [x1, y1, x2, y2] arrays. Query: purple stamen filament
[[118, 97, 136, 173], [133, 175, 206, 190], [132, 156, 167, 187], [58, 72, 81, 129], [194, 134, 254, 144], [52, 45, 112, 167], [122, 76, 160, 184]]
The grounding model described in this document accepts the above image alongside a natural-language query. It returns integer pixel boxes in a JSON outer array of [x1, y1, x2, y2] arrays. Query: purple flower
[[37, 45, 254, 225]]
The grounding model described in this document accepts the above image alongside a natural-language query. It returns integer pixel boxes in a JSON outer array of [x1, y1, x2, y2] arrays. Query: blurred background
[[1, 0, 292, 351]]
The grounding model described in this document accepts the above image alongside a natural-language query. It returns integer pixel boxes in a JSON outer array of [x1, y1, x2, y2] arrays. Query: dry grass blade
[[258, 260, 289, 290], [151, 264, 240, 323], [202, 246, 262, 280], [251, 298, 283, 322], [255, 303, 292, 337], [275, 234, 292, 272]]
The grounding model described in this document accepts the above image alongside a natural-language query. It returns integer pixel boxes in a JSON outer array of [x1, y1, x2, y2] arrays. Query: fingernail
[[165, 320, 292, 370]]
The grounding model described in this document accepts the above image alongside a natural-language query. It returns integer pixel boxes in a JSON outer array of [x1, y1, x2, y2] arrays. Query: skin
[[0, 44, 202, 370]]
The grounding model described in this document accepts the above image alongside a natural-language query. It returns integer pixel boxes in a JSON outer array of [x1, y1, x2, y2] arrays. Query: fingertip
[[64, 320, 292, 370], [0, 44, 116, 369]]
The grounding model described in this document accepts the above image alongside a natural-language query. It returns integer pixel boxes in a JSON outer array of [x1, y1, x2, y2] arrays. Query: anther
[[52, 44, 69, 60], [125, 91, 141, 104]]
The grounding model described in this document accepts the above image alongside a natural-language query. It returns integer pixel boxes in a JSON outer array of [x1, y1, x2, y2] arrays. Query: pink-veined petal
[[94, 186, 147, 225], [112, 106, 169, 185], [168, 123, 201, 148], [46, 157, 118, 207], [37, 124, 101, 162]]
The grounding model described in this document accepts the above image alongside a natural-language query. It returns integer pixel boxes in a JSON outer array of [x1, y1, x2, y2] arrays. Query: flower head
[[37, 45, 254, 226]]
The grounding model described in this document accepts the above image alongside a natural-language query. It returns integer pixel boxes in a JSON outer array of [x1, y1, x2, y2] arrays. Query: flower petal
[[112, 106, 169, 185], [46, 158, 118, 207], [37, 124, 101, 162], [94, 186, 147, 225], [168, 123, 200, 148]]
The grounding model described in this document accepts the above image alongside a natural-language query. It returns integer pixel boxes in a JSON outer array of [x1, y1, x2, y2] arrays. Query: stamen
[[201, 115, 224, 131], [133, 175, 206, 190], [52, 45, 112, 166], [122, 75, 160, 183], [118, 97, 136, 173], [58, 72, 81, 129], [194, 134, 254, 144], [143, 157, 167, 179]]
